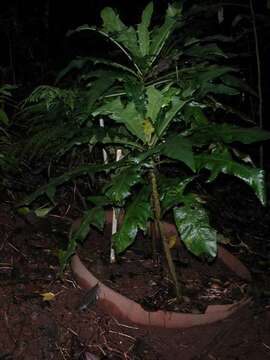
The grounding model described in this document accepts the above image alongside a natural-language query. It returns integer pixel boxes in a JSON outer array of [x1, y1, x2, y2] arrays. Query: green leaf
[[93, 97, 146, 142], [185, 43, 227, 59], [113, 186, 152, 253], [137, 2, 153, 57], [160, 176, 194, 213], [149, 3, 181, 67], [196, 148, 266, 205], [190, 124, 270, 146], [101, 7, 140, 58], [123, 76, 146, 116], [199, 83, 240, 97], [221, 74, 257, 97], [59, 207, 105, 272], [21, 161, 124, 206], [161, 134, 195, 171], [156, 96, 187, 137], [197, 65, 237, 83], [174, 200, 217, 259], [146, 86, 164, 123], [0, 109, 9, 126], [105, 166, 142, 205], [87, 195, 111, 207]]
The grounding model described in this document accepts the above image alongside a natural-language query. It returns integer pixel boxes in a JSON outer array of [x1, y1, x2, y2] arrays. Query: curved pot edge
[[71, 250, 252, 329]]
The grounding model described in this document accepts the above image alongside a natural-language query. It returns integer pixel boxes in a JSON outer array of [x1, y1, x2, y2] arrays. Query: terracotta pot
[[71, 211, 252, 329]]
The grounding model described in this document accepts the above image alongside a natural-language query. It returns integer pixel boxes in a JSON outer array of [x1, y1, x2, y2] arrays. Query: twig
[[109, 330, 136, 341], [111, 317, 139, 330], [8, 242, 27, 259]]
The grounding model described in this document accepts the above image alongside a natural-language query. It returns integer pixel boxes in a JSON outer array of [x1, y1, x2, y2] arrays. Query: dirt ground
[[1, 178, 270, 359]]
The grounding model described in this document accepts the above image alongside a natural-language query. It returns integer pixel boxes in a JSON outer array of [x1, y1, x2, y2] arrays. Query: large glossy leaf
[[93, 98, 146, 142], [113, 186, 152, 253], [105, 166, 142, 205], [137, 2, 153, 57], [174, 200, 217, 259], [196, 148, 266, 205], [161, 134, 195, 171], [59, 207, 105, 271], [160, 176, 194, 213], [189, 124, 270, 146]]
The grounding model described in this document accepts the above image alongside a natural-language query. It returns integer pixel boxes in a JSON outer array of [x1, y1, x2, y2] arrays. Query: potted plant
[[22, 2, 269, 327]]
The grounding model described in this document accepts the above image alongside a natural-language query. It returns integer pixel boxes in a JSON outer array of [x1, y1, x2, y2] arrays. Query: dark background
[[0, 0, 270, 133]]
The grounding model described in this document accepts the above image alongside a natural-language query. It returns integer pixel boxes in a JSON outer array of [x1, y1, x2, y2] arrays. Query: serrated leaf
[[174, 201, 217, 259], [149, 3, 180, 67], [93, 98, 146, 142], [156, 96, 187, 137], [113, 186, 151, 253], [196, 148, 266, 205], [105, 166, 142, 204], [161, 134, 195, 171], [137, 2, 153, 57], [123, 76, 146, 116], [146, 86, 164, 123], [101, 7, 140, 58]]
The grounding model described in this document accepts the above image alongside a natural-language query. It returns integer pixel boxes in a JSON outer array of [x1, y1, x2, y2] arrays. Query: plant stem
[[149, 167, 182, 301], [250, 0, 263, 169]]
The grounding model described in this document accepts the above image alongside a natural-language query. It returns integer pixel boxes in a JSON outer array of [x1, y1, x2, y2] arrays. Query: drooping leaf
[[21, 161, 124, 206], [174, 199, 217, 259], [199, 83, 240, 97], [197, 65, 237, 83], [189, 123, 270, 146], [137, 2, 153, 57], [161, 134, 195, 171], [105, 166, 142, 205], [196, 148, 266, 205], [221, 74, 257, 97], [59, 207, 105, 272], [185, 43, 227, 59], [113, 186, 152, 253]]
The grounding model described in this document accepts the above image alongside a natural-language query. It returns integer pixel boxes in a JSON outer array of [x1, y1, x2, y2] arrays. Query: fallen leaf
[[40, 292, 56, 301]]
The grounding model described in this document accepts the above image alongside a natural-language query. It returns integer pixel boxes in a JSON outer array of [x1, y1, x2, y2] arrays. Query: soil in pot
[[77, 225, 250, 314]]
